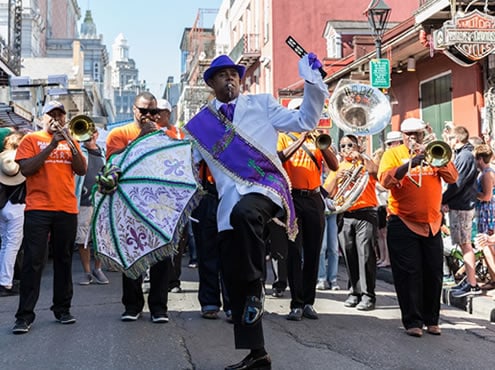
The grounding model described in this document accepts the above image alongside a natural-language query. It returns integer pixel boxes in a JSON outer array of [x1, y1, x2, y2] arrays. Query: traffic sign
[[370, 59, 390, 88]]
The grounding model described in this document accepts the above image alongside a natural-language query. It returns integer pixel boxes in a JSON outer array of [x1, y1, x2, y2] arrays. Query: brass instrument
[[308, 130, 332, 150], [49, 120, 79, 154], [406, 137, 452, 187], [328, 79, 392, 137], [69, 114, 95, 142], [329, 161, 369, 214]]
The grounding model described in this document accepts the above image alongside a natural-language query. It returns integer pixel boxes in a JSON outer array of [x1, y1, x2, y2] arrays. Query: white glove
[[298, 54, 328, 94]]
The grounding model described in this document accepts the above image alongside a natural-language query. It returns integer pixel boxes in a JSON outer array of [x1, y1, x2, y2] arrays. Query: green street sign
[[370, 59, 390, 88]]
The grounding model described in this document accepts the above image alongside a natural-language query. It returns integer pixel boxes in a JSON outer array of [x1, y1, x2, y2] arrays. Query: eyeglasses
[[135, 106, 160, 115], [340, 143, 355, 149]]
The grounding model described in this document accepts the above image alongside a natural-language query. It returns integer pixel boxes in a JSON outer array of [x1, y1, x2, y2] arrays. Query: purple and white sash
[[184, 103, 297, 240]]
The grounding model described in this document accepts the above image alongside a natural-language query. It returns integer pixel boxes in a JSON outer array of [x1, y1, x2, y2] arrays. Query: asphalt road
[[1, 254, 495, 370]]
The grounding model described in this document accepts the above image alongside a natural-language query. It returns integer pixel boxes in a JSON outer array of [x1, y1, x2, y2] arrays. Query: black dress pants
[[16, 211, 76, 323], [387, 216, 443, 330], [122, 258, 170, 316], [219, 194, 279, 350], [192, 193, 230, 312], [287, 192, 325, 309]]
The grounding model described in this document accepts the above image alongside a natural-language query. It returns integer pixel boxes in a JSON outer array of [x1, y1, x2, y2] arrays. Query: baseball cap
[[42, 100, 66, 115], [385, 131, 402, 144], [157, 99, 172, 111], [400, 118, 425, 133]]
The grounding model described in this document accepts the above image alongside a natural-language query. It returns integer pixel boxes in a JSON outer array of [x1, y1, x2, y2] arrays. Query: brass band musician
[[377, 118, 458, 337], [324, 134, 378, 311], [13, 100, 87, 334]]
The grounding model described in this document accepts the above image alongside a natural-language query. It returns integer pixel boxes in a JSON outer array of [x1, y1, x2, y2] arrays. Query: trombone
[[49, 114, 95, 154], [406, 137, 452, 187]]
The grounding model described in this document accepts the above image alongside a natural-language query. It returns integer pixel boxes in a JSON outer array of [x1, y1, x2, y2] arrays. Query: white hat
[[0, 150, 25, 186], [42, 100, 66, 115], [157, 99, 172, 112], [287, 98, 303, 110], [400, 118, 425, 133], [385, 131, 402, 144]]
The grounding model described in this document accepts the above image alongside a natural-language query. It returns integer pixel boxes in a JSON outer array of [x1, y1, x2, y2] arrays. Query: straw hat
[[0, 150, 25, 186]]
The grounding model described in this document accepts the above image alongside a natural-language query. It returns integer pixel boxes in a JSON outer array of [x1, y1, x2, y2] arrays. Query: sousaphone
[[328, 79, 391, 136], [326, 80, 391, 213]]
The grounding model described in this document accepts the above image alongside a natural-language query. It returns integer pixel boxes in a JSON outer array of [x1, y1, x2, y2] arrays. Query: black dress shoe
[[242, 291, 264, 326], [225, 353, 272, 370]]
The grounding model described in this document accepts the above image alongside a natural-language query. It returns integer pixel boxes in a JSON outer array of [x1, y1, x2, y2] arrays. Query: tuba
[[69, 115, 95, 142], [325, 79, 391, 213], [328, 79, 392, 136]]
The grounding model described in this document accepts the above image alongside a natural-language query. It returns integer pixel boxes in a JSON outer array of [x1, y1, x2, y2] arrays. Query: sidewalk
[[376, 265, 495, 323]]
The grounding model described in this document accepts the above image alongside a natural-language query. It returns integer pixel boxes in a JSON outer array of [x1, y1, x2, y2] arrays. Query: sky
[[78, 0, 223, 97]]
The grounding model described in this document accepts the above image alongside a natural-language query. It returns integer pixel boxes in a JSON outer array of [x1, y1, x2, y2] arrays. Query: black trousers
[[267, 222, 288, 292], [122, 258, 170, 316], [287, 192, 325, 309], [219, 194, 279, 350], [192, 193, 230, 312], [16, 210, 76, 323], [387, 216, 443, 330]]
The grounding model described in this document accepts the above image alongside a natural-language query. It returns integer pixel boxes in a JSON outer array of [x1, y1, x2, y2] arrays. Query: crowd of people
[[2, 53, 495, 369]]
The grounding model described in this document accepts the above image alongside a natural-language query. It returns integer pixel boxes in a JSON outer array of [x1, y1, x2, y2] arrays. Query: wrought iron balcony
[[0, 37, 21, 75], [229, 34, 261, 69]]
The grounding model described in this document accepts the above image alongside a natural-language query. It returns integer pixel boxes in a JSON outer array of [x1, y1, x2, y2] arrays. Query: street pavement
[[1, 254, 495, 370]]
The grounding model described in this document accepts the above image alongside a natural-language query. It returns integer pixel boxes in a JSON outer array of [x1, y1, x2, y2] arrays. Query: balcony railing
[[0, 37, 21, 75], [229, 33, 261, 68]]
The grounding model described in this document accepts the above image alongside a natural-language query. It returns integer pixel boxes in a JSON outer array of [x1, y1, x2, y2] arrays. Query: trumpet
[[307, 130, 332, 150]]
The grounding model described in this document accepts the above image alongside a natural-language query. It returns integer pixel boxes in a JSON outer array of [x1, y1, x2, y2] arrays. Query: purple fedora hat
[[203, 55, 246, 83]]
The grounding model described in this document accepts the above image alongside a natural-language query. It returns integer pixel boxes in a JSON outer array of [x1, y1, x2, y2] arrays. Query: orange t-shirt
[[164, 126, 185, 140], [105, 122, 142, 159], [277, 133, 322, 190], [15, 130, 80, 213], [378, 144, 458, 235], [324, 160, 377, 211]]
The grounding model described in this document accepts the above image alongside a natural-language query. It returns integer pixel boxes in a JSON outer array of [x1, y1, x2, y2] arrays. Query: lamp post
[[365, 0, 391, 149]]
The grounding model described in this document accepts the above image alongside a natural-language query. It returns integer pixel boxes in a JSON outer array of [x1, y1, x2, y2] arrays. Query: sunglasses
[[403, 131, 424, 136], [340, 143, 355, 149], [386, 141, 403, 146], [135, 106, 160, 115]]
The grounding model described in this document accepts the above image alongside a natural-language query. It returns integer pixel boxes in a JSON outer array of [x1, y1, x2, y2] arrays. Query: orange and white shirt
[[277, 133, 322, 190], [15, 130, 81, 213]]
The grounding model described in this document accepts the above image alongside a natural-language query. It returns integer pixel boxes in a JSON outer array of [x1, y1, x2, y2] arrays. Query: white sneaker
[[316, 280, 330, 290]]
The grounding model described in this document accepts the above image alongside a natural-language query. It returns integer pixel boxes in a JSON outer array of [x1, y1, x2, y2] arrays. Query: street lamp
[[365, 0, 391, 149], [365, 0, 391, 59]]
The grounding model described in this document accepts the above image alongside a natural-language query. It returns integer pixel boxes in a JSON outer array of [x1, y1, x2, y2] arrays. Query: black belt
[[292, 188, 320, 197]]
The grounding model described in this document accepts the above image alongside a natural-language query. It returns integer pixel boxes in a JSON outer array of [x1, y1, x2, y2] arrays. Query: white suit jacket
[[192, 82, 328, 232]]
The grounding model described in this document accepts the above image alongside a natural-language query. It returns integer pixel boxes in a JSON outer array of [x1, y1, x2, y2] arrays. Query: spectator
[[0, 130, 26, 297], [12, 100, 87, 334], [74, 126, 109, 286], [442, 126, 480, 298]]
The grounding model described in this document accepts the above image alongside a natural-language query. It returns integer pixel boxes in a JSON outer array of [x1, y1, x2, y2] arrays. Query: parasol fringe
[[96, 186, 204, 280]]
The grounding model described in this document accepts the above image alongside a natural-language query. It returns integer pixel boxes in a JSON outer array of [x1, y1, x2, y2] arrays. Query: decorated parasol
[[91, 130, 202, 279]]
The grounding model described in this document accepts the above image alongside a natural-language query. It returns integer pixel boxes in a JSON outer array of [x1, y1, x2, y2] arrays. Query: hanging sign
[[433, 10, 495, 61]]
